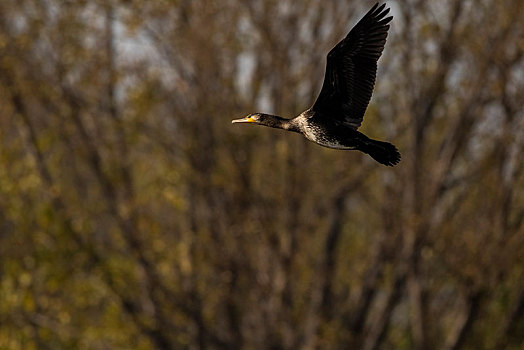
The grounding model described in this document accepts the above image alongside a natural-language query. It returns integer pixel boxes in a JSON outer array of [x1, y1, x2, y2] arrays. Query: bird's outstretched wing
[[312, 3, 392, 129]]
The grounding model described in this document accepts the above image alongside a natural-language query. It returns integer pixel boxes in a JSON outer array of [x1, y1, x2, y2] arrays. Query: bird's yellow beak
[[231, 116, 256, 124]]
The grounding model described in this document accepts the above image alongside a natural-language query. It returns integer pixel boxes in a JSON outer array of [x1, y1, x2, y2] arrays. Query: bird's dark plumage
[[232, 3, 400, 166], [313, 3, 392, 129]]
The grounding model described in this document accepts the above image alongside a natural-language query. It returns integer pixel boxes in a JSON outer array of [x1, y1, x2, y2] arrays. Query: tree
[[0, 0, 523, 348]]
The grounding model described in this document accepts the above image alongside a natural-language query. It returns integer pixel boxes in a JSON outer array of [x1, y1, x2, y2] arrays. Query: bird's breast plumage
[[296, 115, 358, 150]]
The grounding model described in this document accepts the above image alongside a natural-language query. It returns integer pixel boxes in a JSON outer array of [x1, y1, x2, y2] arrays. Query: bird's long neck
[[261, 114, 300, 133]]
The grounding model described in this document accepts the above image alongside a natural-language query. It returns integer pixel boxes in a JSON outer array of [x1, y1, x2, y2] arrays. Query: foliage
[[0, 0, 523, 349]]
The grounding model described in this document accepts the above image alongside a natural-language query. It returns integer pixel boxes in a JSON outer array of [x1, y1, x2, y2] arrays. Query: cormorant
[[232, 3, 400, 166]]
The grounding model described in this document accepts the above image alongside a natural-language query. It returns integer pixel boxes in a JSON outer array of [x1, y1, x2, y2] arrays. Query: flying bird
[[232, 3, 400, 166]]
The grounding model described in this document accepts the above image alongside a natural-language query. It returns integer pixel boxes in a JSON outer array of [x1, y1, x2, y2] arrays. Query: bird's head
[[232, 113, 292, 131], [231, 113, 264, 124]]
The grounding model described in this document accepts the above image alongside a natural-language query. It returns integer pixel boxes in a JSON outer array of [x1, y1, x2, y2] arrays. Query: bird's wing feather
[[312, 3, 392, 129]]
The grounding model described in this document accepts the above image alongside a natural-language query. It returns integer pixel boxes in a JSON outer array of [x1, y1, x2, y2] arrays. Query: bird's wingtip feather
[[376, 3, 387, 14]]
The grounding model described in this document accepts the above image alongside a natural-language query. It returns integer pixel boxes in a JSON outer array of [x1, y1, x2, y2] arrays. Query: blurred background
[[0, 0, 523, 349]]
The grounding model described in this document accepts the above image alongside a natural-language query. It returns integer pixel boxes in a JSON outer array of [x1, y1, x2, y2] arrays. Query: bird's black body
[[232, 3, 400, 166]]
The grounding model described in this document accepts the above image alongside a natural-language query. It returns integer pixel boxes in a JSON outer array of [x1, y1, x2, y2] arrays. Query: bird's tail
[[359, 138, 401, 166]]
